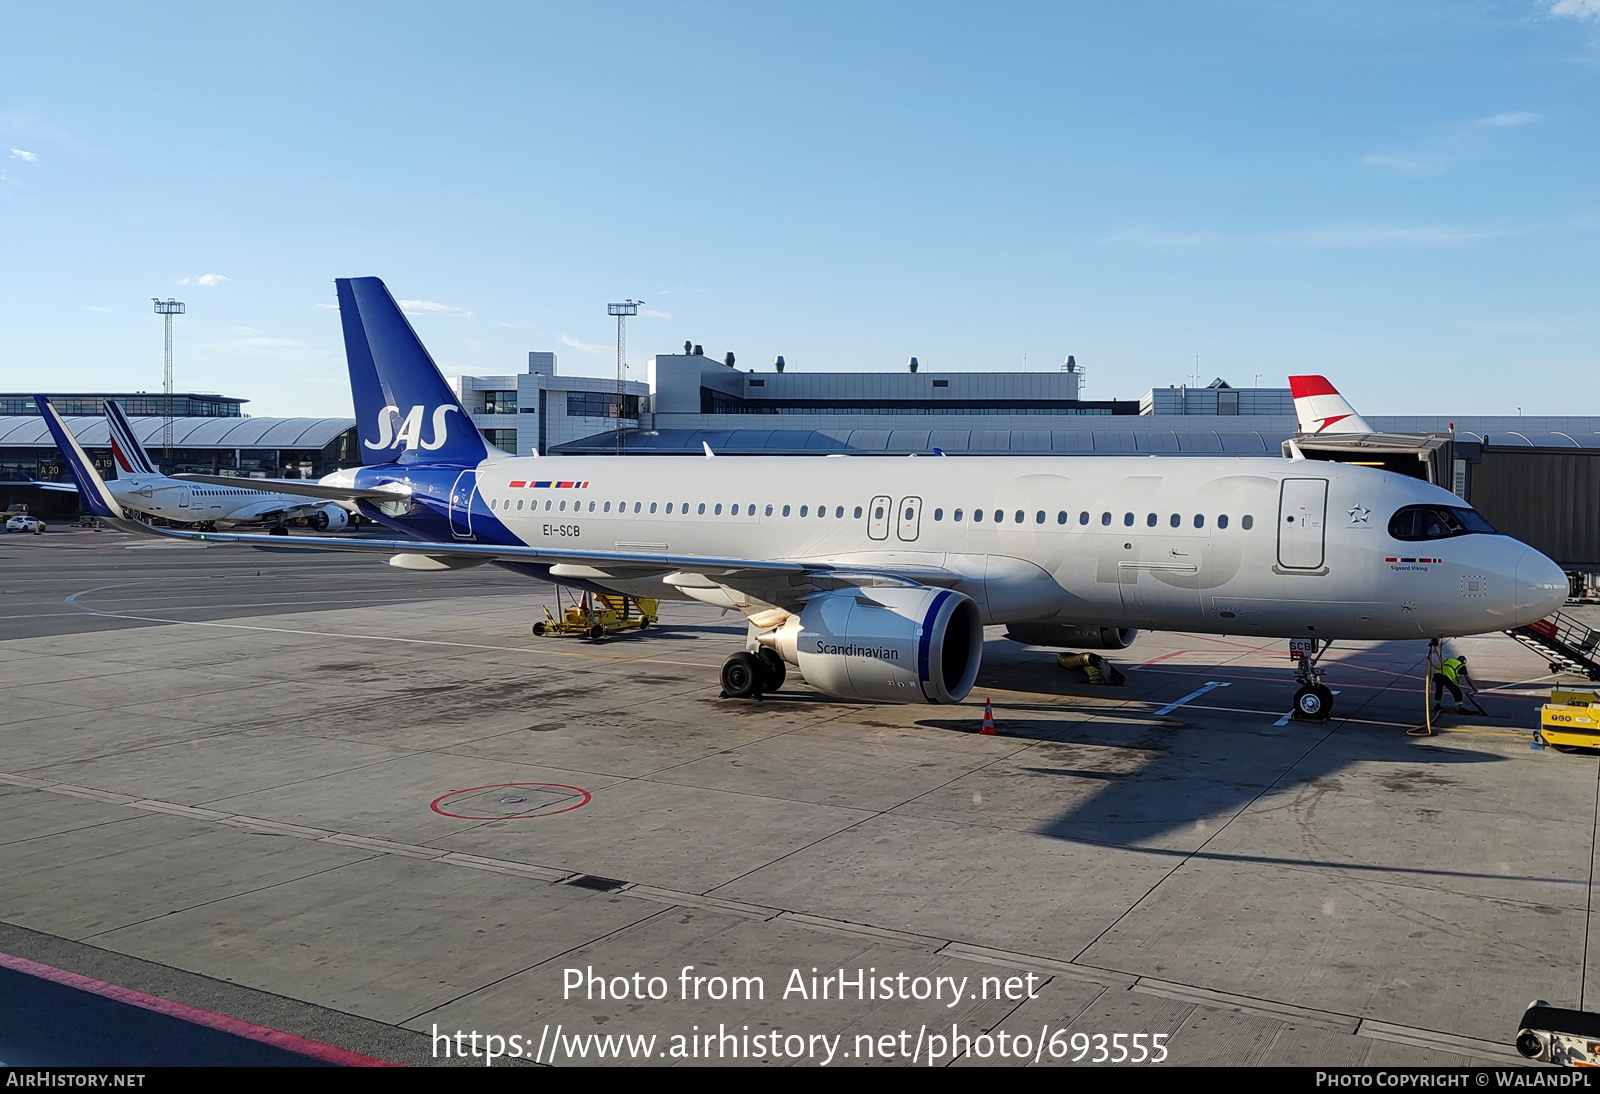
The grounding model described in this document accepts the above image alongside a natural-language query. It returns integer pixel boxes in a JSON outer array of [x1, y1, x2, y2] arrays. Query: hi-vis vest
[[1440, 658, 1466, 683]]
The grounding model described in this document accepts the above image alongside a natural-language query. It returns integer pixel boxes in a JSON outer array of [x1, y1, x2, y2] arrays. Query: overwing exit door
[[896, 497, 922, 541], [868, 495, 891, 540]]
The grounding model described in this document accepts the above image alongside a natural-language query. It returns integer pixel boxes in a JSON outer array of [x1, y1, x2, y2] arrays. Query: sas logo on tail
[[365, 405, 459, 451]]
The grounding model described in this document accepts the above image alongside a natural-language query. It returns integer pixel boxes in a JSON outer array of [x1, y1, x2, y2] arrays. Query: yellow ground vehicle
[[532, 590, 658, 641], [1537, 687, 1600, 753]]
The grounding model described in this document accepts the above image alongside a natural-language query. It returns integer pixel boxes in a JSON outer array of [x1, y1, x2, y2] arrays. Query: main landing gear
[[720, 648, 786, 700], [1289, 638, 1334, 721]]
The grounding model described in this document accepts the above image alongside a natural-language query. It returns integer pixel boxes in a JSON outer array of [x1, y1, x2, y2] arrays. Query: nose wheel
[[1293, 683, 1334, 721], [1289, 638, 1335, 721]]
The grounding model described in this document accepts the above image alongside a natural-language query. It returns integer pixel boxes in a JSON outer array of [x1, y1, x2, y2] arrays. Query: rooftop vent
[[908, 356, 919, 374], [1063, 355, 1076, 372], [725, 352, 736, 367], [683, 340, 692, 354], [774, 355, 785, 373], [692, 344, 704, 356]]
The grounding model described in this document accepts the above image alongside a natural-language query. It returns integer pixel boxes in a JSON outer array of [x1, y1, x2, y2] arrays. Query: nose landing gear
[[1290, 638, 1334, 722]]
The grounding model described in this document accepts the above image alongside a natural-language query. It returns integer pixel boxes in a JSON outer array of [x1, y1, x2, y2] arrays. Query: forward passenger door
[[868, 495, 891, 540], [897, 497, 922, 542]]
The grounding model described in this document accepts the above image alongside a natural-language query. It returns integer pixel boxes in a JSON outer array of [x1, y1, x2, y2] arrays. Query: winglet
[[703, 441, 715, 459], [34, 395, 142, 530], [1288, 375, 1373, 435]]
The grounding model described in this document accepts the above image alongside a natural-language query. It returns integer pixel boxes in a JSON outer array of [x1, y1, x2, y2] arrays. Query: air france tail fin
[[1289, 375, 1374, 435], [335, 277, 489, 466], [103, 400, 157, 476], [34, 395, 138, 529]]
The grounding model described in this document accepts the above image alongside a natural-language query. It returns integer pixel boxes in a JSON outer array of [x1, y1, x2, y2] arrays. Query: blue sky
[[2, 1, 1597, 417]]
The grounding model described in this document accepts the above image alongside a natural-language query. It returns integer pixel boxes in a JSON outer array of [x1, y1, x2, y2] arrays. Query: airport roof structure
[[551, 419, 1600, 456], [0, 415, 356, 450]]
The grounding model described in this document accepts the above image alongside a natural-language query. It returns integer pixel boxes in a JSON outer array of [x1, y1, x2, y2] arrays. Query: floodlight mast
[[607, 300, 641, 455], [152, 298, 186, 458]]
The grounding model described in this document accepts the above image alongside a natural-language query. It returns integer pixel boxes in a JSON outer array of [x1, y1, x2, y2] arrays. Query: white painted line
[[1153, 681, 1230, 716]]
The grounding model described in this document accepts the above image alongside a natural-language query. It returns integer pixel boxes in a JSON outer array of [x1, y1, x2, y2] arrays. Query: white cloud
[[1551, 0, 1600, 19], [312, 303, 339, 310], [1100, 223, 1495, 252], [1267, 225, 1496, 247], [179, 273, 229, 286], [1363, 112, 1541, 176], [560, 333, 610, 356], [84, 305, 111, 313], [1472, 111, 1541, 128], [8, 148, 36, 163], [399, 299, 472, 317]]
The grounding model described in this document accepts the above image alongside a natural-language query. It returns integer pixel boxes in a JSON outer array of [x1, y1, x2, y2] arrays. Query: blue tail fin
[[336, 277, 488, 466], [35, 395, 128, 523]]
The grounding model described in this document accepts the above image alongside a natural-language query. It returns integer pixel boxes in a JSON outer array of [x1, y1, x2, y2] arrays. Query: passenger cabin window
[[783, 505, 791, 516], [854, 506, 863, 518], [1123, 513, 1134, 526], [1079, 512, 1089, 525], [1101, 512, 1111, 525], [800, 505, 808, 517], [1388, 505, 1496, 541], [1218, 514, 1229, 529], [1169, 514, 1180, 528], [1146, 513, 1157, 527], [1241, 515, 1253, 529], [1057, 511, 1067, 524], [974, 509, 984, 522], [954, 509, 963, 521], [934, 508, 944, 521]]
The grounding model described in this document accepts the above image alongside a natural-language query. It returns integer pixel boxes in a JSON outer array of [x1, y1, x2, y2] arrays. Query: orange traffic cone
[[980, 698, 997, 735]]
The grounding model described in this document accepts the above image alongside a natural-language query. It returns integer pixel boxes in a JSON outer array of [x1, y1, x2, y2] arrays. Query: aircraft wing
[[174, 474, 406, 502]]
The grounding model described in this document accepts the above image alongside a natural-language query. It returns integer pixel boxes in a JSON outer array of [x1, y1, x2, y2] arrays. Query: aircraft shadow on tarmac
[[915, 641, 1559, 885]]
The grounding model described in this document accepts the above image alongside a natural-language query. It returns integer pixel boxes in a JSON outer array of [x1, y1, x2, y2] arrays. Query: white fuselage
[[109, 474, 331, 528], [452, 454, 1567, 641]]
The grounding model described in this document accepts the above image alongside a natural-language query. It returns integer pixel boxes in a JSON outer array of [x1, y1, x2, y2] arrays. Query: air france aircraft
[[45, 400, 356, 532], [38, 277, 1568, 721]]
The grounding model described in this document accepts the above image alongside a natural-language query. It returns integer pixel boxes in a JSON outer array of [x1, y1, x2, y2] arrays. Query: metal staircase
[[1508, 611, 1600, 681]]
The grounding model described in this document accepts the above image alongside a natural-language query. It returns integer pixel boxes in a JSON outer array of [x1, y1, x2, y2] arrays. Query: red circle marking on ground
[[430, 782, 592, 820]]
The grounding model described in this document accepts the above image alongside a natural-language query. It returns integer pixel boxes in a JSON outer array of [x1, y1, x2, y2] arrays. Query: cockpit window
[[1388, 504, 1497, 541]]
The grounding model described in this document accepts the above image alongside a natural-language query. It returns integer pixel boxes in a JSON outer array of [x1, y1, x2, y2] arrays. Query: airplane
[[36, 277, 1569, 721], [50, 399, 358, 532]]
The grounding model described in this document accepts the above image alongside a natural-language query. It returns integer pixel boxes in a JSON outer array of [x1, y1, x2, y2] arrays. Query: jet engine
[[758, 587, 983, 704], [314, 505, 350, 531], [1004, 622, 1138, 650]]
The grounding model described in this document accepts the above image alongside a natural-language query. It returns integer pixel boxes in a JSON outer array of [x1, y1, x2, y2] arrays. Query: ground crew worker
[[1432, 655, 1472, 712]]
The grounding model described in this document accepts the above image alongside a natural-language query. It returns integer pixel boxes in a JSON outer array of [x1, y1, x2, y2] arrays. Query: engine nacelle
[[759, 587, 983, 704], [314, 505, 350, 531], [1004, 622, 1138, 650]]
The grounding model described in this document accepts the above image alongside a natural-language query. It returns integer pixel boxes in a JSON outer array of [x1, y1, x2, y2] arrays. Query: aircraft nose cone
[[1514, 548, 1569, 625]]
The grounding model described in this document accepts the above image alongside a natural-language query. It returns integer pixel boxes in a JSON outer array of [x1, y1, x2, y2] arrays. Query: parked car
[[5, 515, 45, 535]]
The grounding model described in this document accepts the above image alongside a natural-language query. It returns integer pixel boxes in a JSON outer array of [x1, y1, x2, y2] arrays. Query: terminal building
[[5, 353, 1597, 580]]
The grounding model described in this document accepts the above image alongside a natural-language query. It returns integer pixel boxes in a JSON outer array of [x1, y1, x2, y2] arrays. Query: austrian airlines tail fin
[[1289, 375, 1374, 435], [103, 400, 157, 477], [335, 277, 488, 467]]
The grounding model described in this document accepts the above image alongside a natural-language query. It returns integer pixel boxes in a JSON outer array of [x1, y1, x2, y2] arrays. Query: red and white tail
[[1288, 375, 1373, 435]]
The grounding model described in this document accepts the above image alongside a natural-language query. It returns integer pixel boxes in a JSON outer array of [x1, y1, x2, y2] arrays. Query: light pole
[[607, 300, 641, 455], [152, 298, 186, 458]]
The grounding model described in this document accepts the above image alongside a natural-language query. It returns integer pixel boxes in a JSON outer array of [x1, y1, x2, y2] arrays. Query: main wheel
[[756, 648, 786, 692], [720, 652, 763, 699], [637, 616, 650, 630], [587, 624, 607, 641], [1293, 683, 1333, 721], [532, 622, 547, 636]]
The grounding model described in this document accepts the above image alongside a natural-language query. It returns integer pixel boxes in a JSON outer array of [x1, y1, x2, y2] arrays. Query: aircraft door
[[1277, 478, 1328, 570], [868, 495, 891, 541], [449, 470, 477, 539], [897, 497, 922, 542], [177, 487, 190, 509]]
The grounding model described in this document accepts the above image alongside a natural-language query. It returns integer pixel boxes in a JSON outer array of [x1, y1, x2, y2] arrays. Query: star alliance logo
[[1347, 505, 1371, 525]]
